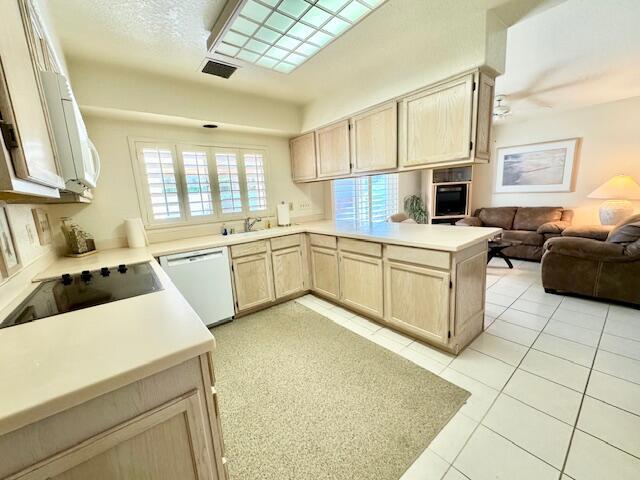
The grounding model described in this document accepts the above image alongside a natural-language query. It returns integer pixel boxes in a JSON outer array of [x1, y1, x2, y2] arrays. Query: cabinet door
[[351, 102, 398, 173], [0, 0, 63, 189], [272, 246, 305, 299], [20, 391, 217, 480], [473, 72, 495, 161], [384, 261, 450, 344], [310, 246, 339, 300], [338, 252, 383, 318], [290, 132, 316, 182], [316, 120, 350, 178], [399, 74, 474, 167], [232, 253, 274, 311]]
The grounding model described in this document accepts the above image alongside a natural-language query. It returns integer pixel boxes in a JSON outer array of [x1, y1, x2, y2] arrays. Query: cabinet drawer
[[270, 234, 301, 251], [385, 244, 450, 270], [338, 237, 381, 257], [308, 233, 337, 249], [230, 240, 267, 258]]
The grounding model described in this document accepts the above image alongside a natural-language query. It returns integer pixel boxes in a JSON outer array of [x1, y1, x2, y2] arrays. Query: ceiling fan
[[493, 94, 512, 118]]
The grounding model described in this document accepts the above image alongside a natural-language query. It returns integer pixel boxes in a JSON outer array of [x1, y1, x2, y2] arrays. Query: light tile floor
[[294, 257, 640, 480]]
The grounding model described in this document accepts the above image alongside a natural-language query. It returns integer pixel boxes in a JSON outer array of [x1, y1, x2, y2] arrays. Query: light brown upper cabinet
[[289, 68, 495, 184], [315, 120, 351, 179], [351, 102, 398, 173], [399, 73, 474, 168], [473, 72, 495, 161], [0, 0, 64, 194], [290, 132, 317, 182]]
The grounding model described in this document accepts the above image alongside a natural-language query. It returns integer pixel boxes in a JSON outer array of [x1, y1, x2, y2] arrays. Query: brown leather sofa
[[541, 214, 640, 306], [456, 207, 574, 261]]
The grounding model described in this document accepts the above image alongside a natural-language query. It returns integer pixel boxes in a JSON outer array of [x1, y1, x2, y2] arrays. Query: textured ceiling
[[495, 0, 640, 120], [50, 0, 518, 105]]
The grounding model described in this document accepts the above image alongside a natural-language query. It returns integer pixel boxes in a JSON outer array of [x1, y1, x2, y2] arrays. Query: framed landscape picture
[[495, 138, 579, 193], [0, 203, 21, 278]]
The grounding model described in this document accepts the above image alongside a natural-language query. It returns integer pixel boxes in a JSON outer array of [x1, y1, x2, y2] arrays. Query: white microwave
[[39, 71, 100, 193]]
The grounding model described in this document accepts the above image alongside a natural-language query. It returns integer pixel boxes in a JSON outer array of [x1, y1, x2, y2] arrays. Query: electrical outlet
[[298, 199, 311, 210], [288, 202, 294, 211]]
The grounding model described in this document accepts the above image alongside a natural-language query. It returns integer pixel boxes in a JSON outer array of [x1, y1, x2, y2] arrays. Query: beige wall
[[302, 9, 506, 130], [47, 115, 326, 248], [68, 60, 303, 136], [0, 204, 56, 312], [473, 96, 640, 225]]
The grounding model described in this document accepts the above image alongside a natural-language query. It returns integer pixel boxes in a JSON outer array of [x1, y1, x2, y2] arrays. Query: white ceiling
[[496, 0, 640, 120], [49, 0, 521, 106]]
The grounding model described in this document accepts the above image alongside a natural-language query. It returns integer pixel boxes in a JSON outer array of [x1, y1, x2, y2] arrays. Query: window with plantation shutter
[[333, 174, 399, 226], [244, 152, 267, 212], [133, 141, 270, 226], [181, 150, 214, 217], [215, 151, 243, 214], [140, 145, 182, 221]]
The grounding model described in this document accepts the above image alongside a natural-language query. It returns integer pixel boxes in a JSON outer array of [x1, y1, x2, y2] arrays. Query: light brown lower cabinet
[[309, 245, 340, 300], [338, 251, 383, 317], [384, 260, 451, 344], [0, 355, 227, 480], [232, 252, 275, 311], [272, 246, 305, 299]]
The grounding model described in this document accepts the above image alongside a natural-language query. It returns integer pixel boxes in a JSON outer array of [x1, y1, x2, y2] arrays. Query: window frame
[[130, 138, 271, 229], [331, 173, 400, 225]]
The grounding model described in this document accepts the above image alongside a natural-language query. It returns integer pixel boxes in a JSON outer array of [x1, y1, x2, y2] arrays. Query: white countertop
[[0, 220, 499, 436], [0, 262, 215, 436], [35, 221, 500, 281]]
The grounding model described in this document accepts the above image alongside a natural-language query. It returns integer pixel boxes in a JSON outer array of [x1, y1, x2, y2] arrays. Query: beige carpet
[[212, 301, 469, 480]]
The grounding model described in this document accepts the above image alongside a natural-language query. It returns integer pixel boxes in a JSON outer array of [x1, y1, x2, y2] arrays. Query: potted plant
[[403, 195, 428, 224]]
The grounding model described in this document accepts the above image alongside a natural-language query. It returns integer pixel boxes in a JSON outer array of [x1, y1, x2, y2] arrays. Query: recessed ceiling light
[[207, 0, 387, 74]]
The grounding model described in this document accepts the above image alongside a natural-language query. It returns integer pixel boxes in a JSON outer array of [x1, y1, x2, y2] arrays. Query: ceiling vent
[[202, 60, 237, 79]]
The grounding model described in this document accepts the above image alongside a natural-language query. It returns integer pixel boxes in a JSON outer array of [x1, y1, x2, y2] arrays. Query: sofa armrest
[[544, 237, 627, 262], [561, 225, 613, 241], [456, 216, 483, 227], [537, 221, 571, 235]]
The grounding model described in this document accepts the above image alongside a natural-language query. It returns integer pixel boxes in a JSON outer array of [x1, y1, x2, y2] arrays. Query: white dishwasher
[[159, 247, 235, 327]]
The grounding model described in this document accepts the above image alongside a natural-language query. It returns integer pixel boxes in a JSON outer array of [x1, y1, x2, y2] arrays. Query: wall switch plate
[[288, 202, 294, 211]]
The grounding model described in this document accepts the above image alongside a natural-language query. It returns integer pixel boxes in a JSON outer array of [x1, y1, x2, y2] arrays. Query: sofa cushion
[[607, 213, 640, 244], [563, 225, 613, 241], [503, 230, 545, 246], [478, 207, 518, 230], [513, 207, 563, 231]]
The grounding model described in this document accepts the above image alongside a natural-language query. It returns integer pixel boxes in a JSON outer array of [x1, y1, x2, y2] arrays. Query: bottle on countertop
[[221, 224, 228, 236]]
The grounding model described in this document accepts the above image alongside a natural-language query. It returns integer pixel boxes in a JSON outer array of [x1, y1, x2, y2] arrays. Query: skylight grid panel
[[210, 0, 386, 73]]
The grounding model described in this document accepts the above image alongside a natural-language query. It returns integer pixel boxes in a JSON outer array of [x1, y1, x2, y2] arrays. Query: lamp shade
[[588, 175, 640, 200]]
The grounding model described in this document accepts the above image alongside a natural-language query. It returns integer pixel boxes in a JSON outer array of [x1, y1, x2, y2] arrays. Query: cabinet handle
[[0, 120, 18, 148]]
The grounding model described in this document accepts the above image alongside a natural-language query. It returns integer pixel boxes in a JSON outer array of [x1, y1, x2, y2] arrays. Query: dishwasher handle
[[163, 250, 224, 267]]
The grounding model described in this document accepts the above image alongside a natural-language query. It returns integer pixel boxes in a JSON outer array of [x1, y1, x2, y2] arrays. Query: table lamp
[[588, 175, 640, 225]]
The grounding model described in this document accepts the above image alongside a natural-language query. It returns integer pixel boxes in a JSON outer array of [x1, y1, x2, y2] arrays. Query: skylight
[[207, 0, 386, 74]]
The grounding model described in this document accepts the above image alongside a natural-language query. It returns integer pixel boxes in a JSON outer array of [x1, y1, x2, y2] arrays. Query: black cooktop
[[0, 262, 163, 330]]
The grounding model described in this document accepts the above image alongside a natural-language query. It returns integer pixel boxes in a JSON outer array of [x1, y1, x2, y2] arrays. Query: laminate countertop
[[0, 262, 215, 437], [0, 220, 499, 437]]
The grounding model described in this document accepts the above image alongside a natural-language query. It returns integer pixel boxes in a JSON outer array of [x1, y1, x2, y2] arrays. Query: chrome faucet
[[244, 217, 261, 232]]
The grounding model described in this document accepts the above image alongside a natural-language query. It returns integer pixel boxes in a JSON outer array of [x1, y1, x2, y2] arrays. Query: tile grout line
[[557, 302, 610, 478], [441, 279, 567, 479]]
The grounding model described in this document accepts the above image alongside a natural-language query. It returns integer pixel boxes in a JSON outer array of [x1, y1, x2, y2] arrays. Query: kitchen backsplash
[[0, 204, 56, 312]]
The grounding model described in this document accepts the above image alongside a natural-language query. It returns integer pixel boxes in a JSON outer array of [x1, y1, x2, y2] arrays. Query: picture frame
[[0, 203, 21, 278], [495, 138, 579, 193], [31, 208, 52, 245]]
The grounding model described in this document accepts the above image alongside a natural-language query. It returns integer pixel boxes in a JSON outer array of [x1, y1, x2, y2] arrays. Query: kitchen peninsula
[[0, 221, 497, 479]]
